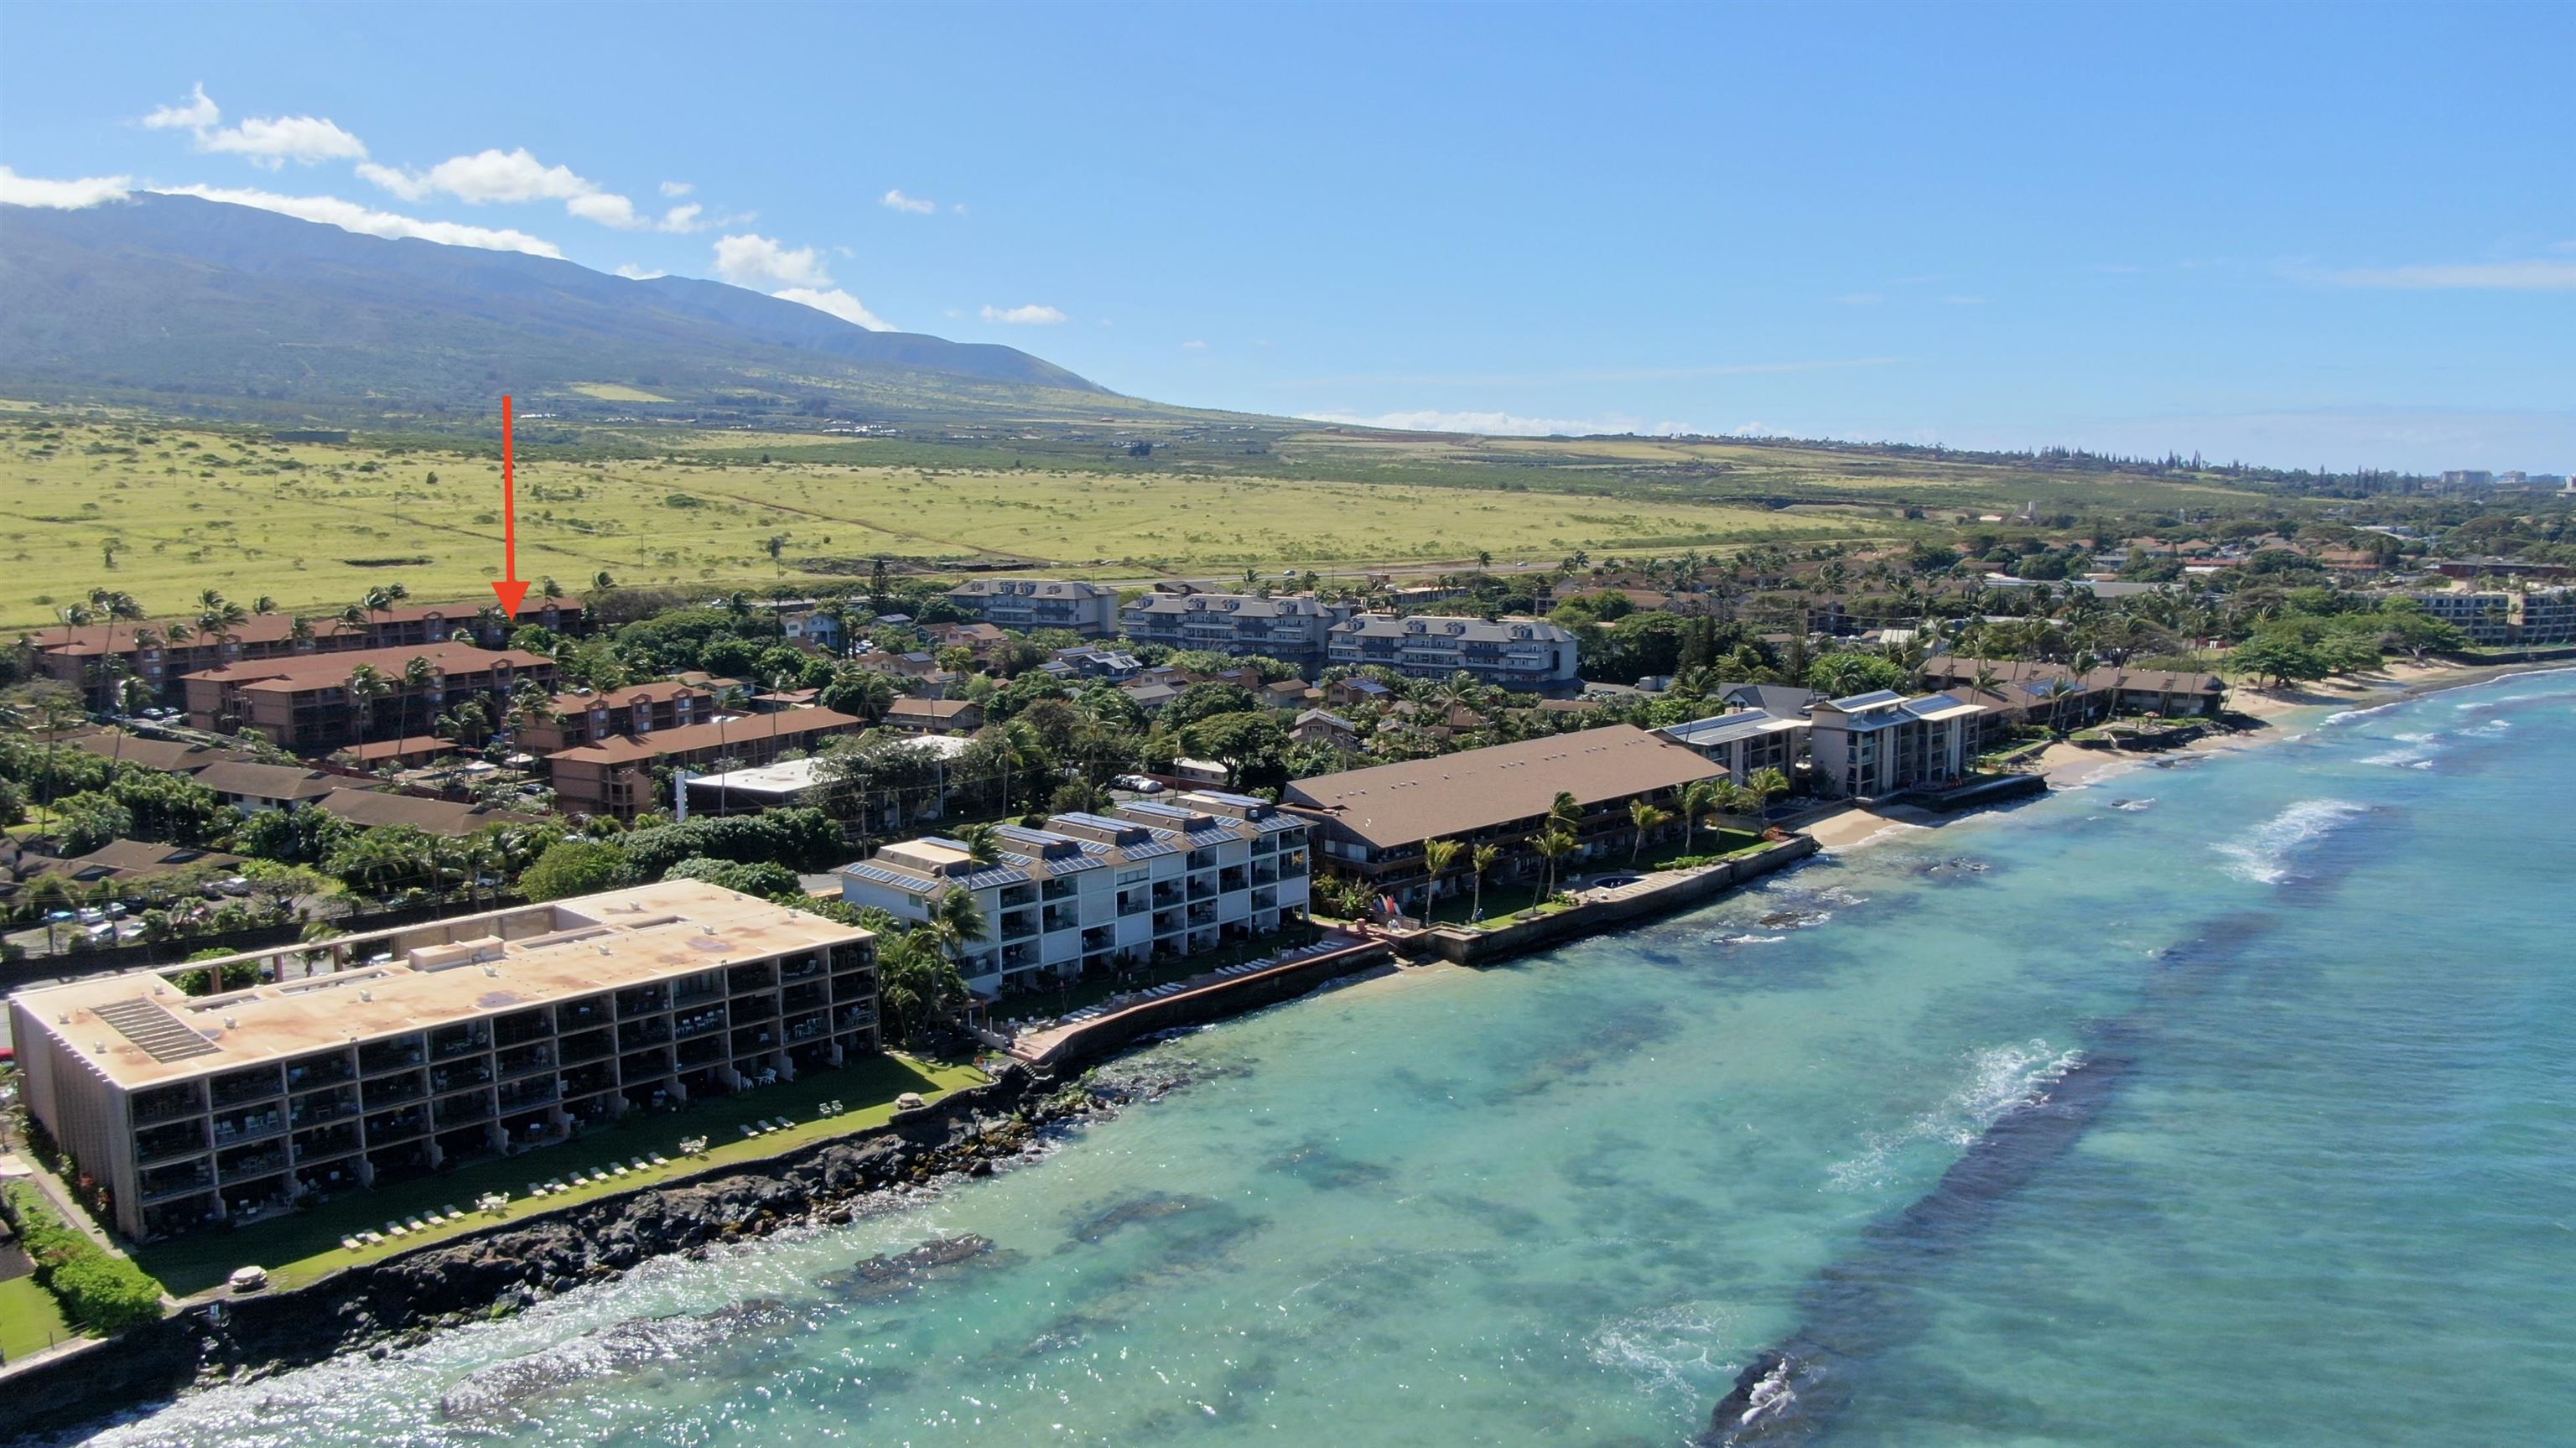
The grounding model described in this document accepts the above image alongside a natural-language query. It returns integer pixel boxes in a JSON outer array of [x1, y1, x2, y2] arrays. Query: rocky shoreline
[[2, 1059, 1187, 1444]]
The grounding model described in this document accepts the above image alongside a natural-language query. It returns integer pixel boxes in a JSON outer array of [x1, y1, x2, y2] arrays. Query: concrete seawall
[[1405, 836, 1821, 968], [1024, 938, 1396, 1072]]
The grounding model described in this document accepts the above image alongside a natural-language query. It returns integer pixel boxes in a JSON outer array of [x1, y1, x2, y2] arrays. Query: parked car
[[1113, 775, 1165, 794], [75, 907, 106, 925], [216, 876, 252, 896]]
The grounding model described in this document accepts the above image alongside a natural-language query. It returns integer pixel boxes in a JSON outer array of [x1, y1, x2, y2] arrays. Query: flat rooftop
[[7, 880, 869, 1092]]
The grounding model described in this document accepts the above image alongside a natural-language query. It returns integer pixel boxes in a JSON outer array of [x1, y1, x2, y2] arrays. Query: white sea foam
[[1587, 1304, 1734, 1400], [2213, 798, 2366, 884], [1720, 932, 1789, 947], [2360, 730, 2444, 769], [2112, 797, 2155, 812], [1827, 1039, 2082, 1192]]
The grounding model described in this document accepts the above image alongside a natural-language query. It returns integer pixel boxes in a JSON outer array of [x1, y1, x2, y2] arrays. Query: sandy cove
[[1805, 657, 2576, 851]]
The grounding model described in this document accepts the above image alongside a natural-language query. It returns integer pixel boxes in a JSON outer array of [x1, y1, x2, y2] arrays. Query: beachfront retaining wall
[[1025, 939, 1395, 1072], [1409, 836, 1820, 968]]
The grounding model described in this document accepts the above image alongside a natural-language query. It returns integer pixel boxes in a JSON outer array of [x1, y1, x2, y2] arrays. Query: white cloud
[[2329, 259, 2576, 290], [360, 146, 693, 231], [981, 304, 1067, 325], [1301, 408, 1702, 438], [713, 232, 834, 288], [659, 180, 693, 198], [152, 184, 562, 257], [0, 166, 136, 209], [140, 83, 219, 131], [199, 114, 368, 168], [614, 263, 667, 280], [774, 287, 895, 331], [1180, 339, 1208, 350], [880, 189, 936, 215], [141, 85, 366, 168]]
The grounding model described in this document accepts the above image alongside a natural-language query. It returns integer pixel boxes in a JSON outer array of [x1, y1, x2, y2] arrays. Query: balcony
[[834, 1004, 878, 1032], [1150, 883, 1183, 907], [619, 1047, 673, 1080], [131, 1085, 206, 1127], [1153, 909, 1183, 936], [428, 1059, 493, 1096], [673, 1007, 727, 1040], [493, 1009, 553, 1047], [1218, 869, 1249, 893], [561, 1062, 616, 1098], [726, 963, 776, 994], [1000, 910, 1039, 941], [782, 981, 828, 1015], [1187, 878, 1218, 901], [434, 1093, 494, 1129], [428, 1025, 492, 1063], [283, 1053, 356, 1092], [1082, 925, 1117, 952], [616, 1019, 672, 1051], [361, 1072, 425, 1108], [133, 1119, 208, 1165], [140, 1160, 216, 1202], [780, 953, 824, 982], [289, 1087, 358, 1129], [785, 1012, 829, 1044], [729, 994, 777, 1025], [1188, 903, 1218, 926], [1041, 906, 1078, 933], [358, 1039, 425, 1077], [1249, 835, 1277, 856], [998, 885, 1037, 909], [1117, 890, 1148, 916], [1187, 849, 1217, 871], [209, 1107, 284, 1146], [556, 999, 609, 1032], [496, 1043, 557, 1079], [291, 1123, 361, 1160], [364, 1106, 428, 1140], [829, 942, 875, 973], [1251, 863, 1280, 885], [491, 1077, 558, 1108], [615, 985, 670, 1017], [216, 1142, 289, 1181], [1041, 879, 1078, 902], [1253, 887, 1278, 911], [210, 1067, 284, 1111], [558, 1028, 614, 1065], [1279, 852, 1308, 877], [677, 1034, 726, 1068]]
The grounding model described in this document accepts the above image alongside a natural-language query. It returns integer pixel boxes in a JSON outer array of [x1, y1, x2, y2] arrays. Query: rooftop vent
[[358, 989, 373, 1003]]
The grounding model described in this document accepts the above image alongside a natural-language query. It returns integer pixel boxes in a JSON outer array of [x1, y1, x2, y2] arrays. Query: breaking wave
[[1826, 1039, 2082, 1192], [2213, 799, 2366, 885], [1587, 1303, 1736, 1400], [2360, 731, 2444, 769]]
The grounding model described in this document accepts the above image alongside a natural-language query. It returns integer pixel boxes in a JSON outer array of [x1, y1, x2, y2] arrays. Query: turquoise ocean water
[[80, 671, 2576, 1446]]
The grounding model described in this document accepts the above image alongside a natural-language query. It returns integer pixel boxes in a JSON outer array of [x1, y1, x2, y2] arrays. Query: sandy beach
[[1805, 657, 2576, 851]]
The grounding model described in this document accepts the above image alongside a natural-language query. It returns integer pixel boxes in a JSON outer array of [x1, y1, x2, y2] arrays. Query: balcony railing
[[132, 1087, 206, 1127], [133, 1121, 208, 1165], [210, 1108, 284, 1145]]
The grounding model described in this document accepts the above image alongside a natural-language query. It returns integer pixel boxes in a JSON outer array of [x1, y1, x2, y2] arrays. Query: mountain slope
[[0, 193, 1112, 422]]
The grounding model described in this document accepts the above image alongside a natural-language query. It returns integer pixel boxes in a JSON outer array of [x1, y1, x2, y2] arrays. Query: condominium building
[[943, 579, 1120, 636], [518, 681, 714, 754], [5, 880, 878, 1240], [181, 642, 557, 753], [1658, 711, 1810, 785], [836, 792, 1311, 997], [35, 599, 583, 711], [1119, 589, 1353, 667], [1326, 614, 1581, 693], [1806, 690, 1988, 798], [2404, 588, 2576, 646], [546, 708, 867, 820]]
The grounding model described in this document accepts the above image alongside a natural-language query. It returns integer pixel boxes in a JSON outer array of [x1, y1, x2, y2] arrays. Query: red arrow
[[491, 395, 529, 616]]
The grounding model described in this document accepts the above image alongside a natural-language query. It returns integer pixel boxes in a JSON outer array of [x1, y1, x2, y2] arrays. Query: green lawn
[[1420, 828, 1767, 928], [128, 1051, 989, 1297], [0, 1271, 80, 1362]]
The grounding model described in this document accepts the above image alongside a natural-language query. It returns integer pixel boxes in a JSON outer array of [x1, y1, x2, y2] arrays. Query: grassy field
[[0, 397, 2293, 632], [127, 1051, 989, 1298], [0, 406, 1871, 630]]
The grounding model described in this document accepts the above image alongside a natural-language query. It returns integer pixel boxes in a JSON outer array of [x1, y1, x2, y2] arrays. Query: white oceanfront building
[[835, 792, 1311, 997], [1805, 689, 1989, 798], [1326, 614, 1581, 693]]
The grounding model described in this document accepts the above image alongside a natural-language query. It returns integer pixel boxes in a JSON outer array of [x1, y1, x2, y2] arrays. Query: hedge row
[[1, 1183, 164, 1336]]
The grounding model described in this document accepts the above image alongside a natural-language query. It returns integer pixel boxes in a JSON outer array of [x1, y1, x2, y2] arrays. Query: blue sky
[[3, 2, 2569, 472]]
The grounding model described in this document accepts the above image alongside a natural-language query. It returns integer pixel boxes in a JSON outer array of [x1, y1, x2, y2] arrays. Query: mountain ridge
[[0, 192, 1119, 423]]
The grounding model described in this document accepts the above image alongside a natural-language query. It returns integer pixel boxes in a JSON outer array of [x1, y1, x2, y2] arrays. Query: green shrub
[[3, 1182, 166, 1336]]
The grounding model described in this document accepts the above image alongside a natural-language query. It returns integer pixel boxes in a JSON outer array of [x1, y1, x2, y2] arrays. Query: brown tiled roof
[[191, 760, 343, 802], [1280, 724, 1722, 849], [43, 839, 247, 880], [33, 599, 580, 657], [339, 734, 457, 761], [886, 698, 982, 721], [548, 680, 705, 713], [65, 731, 256, 774], [315, 790, 541, 836], [547, 708, 866, 766], [193, 641, 550, 689]]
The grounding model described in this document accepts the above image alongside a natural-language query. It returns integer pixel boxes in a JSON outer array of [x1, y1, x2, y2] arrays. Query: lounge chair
[[649, 1154, 669, 1165], [611, 1165, 629, 1176], [365, 1231, 386, 1245], [444, 1205, 464, 1220], [387, 1222, 408, 1238], [740, 1124, 759, 1139], [342, 1236, 362, 1252]]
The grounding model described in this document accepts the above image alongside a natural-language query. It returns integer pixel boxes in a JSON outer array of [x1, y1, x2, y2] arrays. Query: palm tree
[[345, 663, 393, 740], [1680, 779, 1721, 854], [87, 589, 146, 710], [1747, 767, 1790, 817], [706, 685, 747, 814], [925, 885, 989, 974], [398, 655, 436, 739], [953, 820, 1003, 864], [1420, 836, 1461, 919], [1530, 827, 1577, 907], [1628, 798, 1671, 864], [1469, 843, 1501, 922]]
